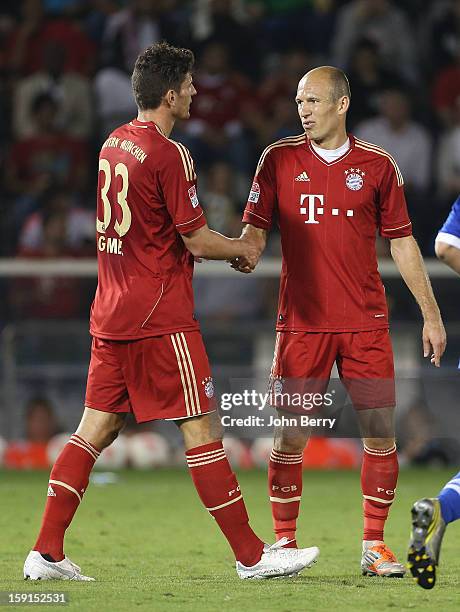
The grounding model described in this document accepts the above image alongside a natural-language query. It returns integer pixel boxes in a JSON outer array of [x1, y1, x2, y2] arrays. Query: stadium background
[[0, 0, 459, 471]]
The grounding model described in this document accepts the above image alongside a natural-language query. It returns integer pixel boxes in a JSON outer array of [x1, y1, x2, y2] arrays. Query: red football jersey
[[90, 119, 206, 340], [242, 134, 412, 332]]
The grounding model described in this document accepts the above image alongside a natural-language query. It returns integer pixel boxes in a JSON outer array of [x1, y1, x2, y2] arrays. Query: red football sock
[[361, 443, 399, 541], [268, 449, 303, 547], [186, 441, 264, 567], [34, 434, 100, 561]]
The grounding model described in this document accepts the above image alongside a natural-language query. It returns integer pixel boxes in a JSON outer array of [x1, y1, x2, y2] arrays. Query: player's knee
[[435, 241, 451, 261], [178, 411, 223, 449], [273, 428, 308, 453], [103, 427, 121, 447], [91, 420, 125, 450]]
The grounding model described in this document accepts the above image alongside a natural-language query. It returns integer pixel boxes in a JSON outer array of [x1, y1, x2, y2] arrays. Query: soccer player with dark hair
[[234, 66, 447, 577], [23, 42, 319, 581]]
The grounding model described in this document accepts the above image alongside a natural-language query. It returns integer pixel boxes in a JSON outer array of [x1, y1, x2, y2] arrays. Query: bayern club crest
[[202, 377, 214, 398], [344, 168, 365, 191]]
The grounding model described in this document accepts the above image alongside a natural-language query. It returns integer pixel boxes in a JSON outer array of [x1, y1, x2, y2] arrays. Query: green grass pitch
[[1, 468, 458, 611]]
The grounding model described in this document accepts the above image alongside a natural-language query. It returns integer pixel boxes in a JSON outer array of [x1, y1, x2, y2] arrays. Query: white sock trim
[[68, 439, 99, 461], [187, 454, 226, 468], [206, 494, 243, 512], [363, 444, 397, 456], [269, 496, 302, 503], [363, 494, 393, 504], [49, 479, 82, 503]]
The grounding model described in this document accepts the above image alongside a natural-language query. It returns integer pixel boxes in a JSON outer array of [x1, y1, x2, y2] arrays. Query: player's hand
[[422, 319, 447, 367], [229, 257, 252, 274], [234, 239, 262, 273]]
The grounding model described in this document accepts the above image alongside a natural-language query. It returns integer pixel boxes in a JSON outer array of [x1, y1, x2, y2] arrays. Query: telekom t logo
[[300, 194, 323, 224], [300, 194, 354, 224]]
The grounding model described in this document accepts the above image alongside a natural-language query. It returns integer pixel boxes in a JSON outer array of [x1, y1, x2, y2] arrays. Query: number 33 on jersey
[[91, 119, 207, 340]]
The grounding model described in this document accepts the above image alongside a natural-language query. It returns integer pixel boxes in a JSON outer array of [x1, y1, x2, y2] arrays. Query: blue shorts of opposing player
[[436, 194, 460, 250], [438, 471, 460, 524]]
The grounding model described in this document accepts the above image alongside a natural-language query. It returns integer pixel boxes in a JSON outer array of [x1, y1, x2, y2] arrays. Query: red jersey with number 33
[[90, 119, 206, 340], [242, 134, 412, 332]]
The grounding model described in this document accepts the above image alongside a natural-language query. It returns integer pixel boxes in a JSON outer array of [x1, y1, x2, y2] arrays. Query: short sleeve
[[159, 143, 206, 234], [242, 148, 277, 230], [436, 196, 460, 248], [378, 158, 412, 239]]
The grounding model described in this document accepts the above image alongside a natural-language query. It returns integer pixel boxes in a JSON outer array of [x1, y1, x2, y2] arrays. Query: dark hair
[[31, 91, 58, 114], [131, 41, 194, 111], [353, 37, 379, 56], [26, 396, 55, 417]]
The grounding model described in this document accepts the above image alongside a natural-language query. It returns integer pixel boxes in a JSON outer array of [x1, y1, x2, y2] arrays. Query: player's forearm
[[241, 224, 267, 255], [182, 225, 249, 260], [390, 236, 442, 322]]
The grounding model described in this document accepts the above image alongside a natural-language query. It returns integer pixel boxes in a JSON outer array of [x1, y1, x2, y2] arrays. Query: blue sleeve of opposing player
[[436, 195, 460, 248]]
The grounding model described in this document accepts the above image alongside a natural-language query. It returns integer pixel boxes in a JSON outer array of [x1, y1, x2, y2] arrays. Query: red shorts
[[270, 329, 395, 411], [85, 331, 215, 423]]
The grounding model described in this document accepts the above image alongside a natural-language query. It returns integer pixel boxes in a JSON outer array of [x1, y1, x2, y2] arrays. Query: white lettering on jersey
[[300, 194, 323, 224], [98, 235, 123, 255], [299, 194, 354, 223]]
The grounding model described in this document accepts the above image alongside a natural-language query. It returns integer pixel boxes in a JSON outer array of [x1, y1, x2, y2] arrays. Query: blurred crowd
[[0, 0, 460, 319], [2, 393, 457, 469]]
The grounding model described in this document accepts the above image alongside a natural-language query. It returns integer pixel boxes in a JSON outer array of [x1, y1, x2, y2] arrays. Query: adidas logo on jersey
[[47, 485, 56, 497], [295, 171, 310, 182]]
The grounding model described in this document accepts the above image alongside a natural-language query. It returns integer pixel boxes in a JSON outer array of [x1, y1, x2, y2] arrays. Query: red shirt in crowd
[[432, 65, 460, 113]]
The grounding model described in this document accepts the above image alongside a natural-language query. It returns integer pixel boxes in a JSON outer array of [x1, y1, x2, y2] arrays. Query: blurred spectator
[[190, 0, 257, 75], [13, 40, 93, 140], [18, 187, 94, 255], [95, 0, 184, 140], [244, 0, 336, 56], [200, 161, 241, 234], [10, 208, 88, 319], [0, 4, 17, 70], [356, 87, 433, 249], [4, 396, 59, 469], [254, 48, 312, 146], [429, 0, 460, 70], [436, 96, 460, 201], [4, 92, 89, 198], [100, 0, 187, 73], [355, 88, 432, 194], [432, 48, 460, 127], [0, 1, 19, 21], [302, 0, 338, 61], [346, 38, 403, 128], [42, 0, 87, 17], [191, 0, 248, 42], [193, 272, 265, 321], [93, 67, 137, 142], [193, 159, 265, 320], [5, 0, 95, 76], [176, 40, 258, 174], [332, 0, 417, 83]]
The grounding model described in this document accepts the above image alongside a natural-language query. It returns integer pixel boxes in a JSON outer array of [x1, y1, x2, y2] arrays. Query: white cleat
[[236, 537, 320, 580], [23, 551, 95, 581]]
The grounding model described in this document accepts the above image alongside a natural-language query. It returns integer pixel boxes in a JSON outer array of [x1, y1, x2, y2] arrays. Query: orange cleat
[[361, 542, 406, 577]]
